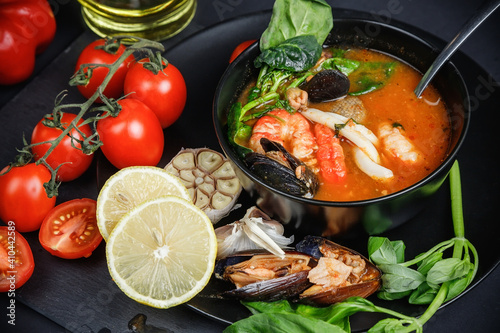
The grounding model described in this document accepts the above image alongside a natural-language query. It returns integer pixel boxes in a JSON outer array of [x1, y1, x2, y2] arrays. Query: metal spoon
[[414, 0, 500, 97]]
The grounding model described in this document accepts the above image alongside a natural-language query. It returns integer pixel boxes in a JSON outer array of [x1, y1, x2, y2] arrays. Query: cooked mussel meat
[[295, 235, 382, 305], [302, 69, 350, 103], [215, 250, 317, 301], [245, 138, 318, 198]]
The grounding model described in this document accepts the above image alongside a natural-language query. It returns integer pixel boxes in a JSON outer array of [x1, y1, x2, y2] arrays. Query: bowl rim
[[213, 17, 471, 207]]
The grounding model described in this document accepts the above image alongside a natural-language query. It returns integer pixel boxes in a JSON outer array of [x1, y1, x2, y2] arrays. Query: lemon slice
[[97, 166, 191, 240], [106, 195, 217, 308]]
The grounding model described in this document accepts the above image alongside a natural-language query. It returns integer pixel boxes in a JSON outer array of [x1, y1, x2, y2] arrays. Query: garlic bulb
[[165, 148, 242, 224], [215, 206, 294, 259]]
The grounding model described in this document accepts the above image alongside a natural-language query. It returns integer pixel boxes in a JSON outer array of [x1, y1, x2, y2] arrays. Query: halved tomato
[[0, 226, 35, 292], [39, 199, 102, 259]]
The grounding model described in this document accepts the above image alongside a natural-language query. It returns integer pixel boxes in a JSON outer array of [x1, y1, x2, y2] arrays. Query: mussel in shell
[[215, 236, 381, 305], [302, 69, 350, 103], [245, 138, 318, 198], [215, 250, 317, 301], [296, 236, 382, 305]]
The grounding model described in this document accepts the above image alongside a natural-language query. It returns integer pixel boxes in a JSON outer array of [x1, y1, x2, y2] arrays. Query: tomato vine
[[1, 36, 167, 198]]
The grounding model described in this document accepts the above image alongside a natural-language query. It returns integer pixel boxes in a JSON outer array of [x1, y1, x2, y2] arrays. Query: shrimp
[[379, 122, 421, 163], [249, 109, 317, 168], [301, 108, 380, 163], [313, 123, 347, 183]]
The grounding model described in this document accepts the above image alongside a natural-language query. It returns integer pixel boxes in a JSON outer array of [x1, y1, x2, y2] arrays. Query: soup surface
[[236, 47, 451, 202]]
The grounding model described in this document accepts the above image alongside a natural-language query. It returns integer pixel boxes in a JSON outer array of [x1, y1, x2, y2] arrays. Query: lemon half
[[97, 166, 191, 240], [106, 195, 217, 308]]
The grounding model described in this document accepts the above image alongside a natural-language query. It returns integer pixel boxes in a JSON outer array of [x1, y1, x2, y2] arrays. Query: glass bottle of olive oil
[[77, 0, 197, 41]]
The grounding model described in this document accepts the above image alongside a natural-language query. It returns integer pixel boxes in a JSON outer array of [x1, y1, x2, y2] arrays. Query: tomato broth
[[239, 48, 451, 202]]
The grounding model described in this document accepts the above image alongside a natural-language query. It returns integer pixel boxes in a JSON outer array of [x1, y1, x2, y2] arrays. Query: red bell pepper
[[0, 0, 56, 85]]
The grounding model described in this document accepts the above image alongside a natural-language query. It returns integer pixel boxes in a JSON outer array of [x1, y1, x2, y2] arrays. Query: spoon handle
[[414, 0, 500, 97]]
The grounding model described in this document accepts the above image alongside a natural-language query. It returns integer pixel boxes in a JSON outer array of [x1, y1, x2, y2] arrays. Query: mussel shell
[[296, 235, 369, 260], [303, 69, 350, 103], [245, 138, 318, 197], [245, 152, 312, 196], [299, 279, 382, 305], [220, 270, 312, 301], [296, 236, 382, 305], [215, 249, 317, 301]]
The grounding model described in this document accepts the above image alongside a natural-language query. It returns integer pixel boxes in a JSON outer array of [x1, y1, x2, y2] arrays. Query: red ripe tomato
[[0, 163, 56, 232], [74, 39, 134, 102], [96, 98, 164, 169], [31, 113, 94, 182], [39, 198, 102, 259], [0, 226, 35, 292], [124, 58, 187, 128], [229, 40, 256, 63]]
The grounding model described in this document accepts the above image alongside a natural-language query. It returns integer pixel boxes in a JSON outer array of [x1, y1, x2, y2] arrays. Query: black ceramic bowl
[[213, 18, 470, 237]]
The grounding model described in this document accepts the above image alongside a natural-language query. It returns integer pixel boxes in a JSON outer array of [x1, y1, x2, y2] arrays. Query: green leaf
[[260, 0, 333, 51], [426, 258, 473, 285], [368, 318, 416, 333], [409, 282, 439, 305], [377, 290, 411, 301], [348, 62, 397, 95], [416, 251, 443, 276], [223, 313, 347, 333], [227, 102, 252, 158], [368, 237, 398, 265], [391, 240, 406, 264], [317, 57, 360, 76], [379, 264, 425, 293], [255, 35, 322, 72], [445, 267, 475, 301]]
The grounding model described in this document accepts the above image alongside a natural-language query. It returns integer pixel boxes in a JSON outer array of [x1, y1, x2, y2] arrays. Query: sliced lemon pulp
[[97, 166, 191, 240], [106, 196, 217, 308]]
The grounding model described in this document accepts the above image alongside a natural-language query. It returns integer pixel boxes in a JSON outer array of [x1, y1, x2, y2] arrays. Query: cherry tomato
[[0, 226, 35, 292], [31, 113, 94, 182], [39, 199, 102, 259], [229, 40, 256, 63], [0, 163, 56, 232], [74, 39, 134, 102], [124, 58, 187, 128], [96, 98, 164, 169]]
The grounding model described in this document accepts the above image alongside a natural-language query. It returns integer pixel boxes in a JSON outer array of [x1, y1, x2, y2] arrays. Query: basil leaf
[[391, 240, 406, 264], [379, 264, 425, 293], [368, 237, 397, 265], [244, 297, 377, 328], [368, 318, 410, 333], [377, 290, 411, 301], [426, 257, 474, 285], [416, 251, 443, 276], [260, 0, 333, 51], [445, 268, 475, 301], [408, 282, 438, 305], [254, 35, 322, 72], [223, 313, 347, 333]]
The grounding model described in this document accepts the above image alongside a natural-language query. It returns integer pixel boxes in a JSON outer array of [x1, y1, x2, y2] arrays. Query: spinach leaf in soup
[[349, 61, 397, 95], [260, 0, 333, 51], [254, 35, 322, 71]]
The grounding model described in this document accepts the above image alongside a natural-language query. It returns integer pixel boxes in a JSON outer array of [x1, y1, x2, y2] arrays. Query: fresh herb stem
[[241, 92, 279, 115], [449, 161, 465, 238], [401, 239, 454, 267], [416, 281, 449, 325]]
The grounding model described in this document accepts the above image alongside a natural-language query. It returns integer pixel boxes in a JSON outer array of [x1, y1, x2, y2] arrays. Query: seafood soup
[[233, 47, 451, 202]]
